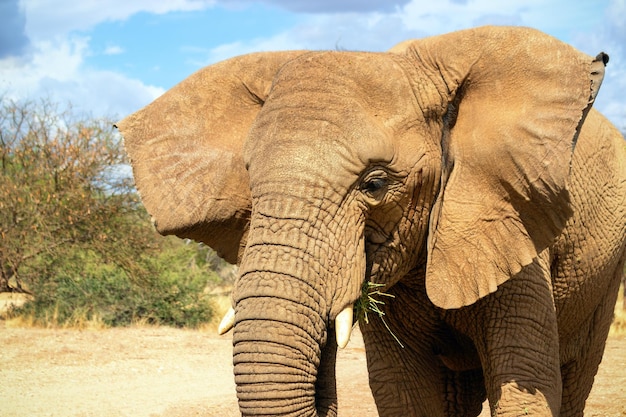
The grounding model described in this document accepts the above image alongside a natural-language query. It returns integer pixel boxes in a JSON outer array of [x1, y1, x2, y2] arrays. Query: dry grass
[[2, 300, 109, 330], [0, 290, 234, 332]]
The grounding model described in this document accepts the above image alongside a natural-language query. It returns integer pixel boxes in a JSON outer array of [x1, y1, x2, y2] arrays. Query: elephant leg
[[361, 316, 446, 416], [559, 266, 623, 416], [460, 253, 562, 417], [361, 281, 485, 417]]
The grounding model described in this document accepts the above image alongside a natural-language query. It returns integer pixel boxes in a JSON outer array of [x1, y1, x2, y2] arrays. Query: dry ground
[[0, 323, 624, 417]]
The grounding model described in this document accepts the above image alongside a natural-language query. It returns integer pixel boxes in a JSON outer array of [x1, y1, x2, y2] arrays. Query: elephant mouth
[[364, 241, 387, 286], [364, 223, 399, 282]]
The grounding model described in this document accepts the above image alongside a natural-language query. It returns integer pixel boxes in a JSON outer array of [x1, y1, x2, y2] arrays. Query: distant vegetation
[[0, 97, 233, 328]]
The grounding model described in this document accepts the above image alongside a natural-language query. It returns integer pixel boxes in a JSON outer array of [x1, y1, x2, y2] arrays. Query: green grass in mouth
[[355, 281, 404, 348]]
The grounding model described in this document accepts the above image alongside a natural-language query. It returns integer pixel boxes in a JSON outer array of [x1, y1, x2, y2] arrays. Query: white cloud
[[398, 0, 606, 37], [103, 45, 124, 55], [200, 12, 419, 65], [234, 0, 410, 13], [20, 0, 217, 40], [0, 36, 163, 118], [202, 0, 608, 63], [2, 1, 206, 119], [0, 36, 87, 90]]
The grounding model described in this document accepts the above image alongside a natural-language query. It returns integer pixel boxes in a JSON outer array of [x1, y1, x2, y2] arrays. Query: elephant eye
[[362, 178, 386, 193], [361, 176, 388, 200]]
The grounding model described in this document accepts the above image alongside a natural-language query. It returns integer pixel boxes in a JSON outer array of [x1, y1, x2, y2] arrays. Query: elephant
[[116, 26, 626, 416]]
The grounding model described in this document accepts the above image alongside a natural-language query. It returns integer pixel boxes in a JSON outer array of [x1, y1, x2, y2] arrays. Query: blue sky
[[1, 0, 625, 129]]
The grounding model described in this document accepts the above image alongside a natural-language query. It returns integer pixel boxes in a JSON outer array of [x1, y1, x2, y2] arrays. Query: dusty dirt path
[[0, 325, 624, 417]]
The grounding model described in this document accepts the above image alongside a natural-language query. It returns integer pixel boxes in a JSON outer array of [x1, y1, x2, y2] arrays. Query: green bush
[[9, 241, 221, 328], [0, 98, 231, 328]]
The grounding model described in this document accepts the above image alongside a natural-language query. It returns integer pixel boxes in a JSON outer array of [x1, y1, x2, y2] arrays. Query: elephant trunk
[[231, 194, 364, 416], [232, 267, 337, 417], [233, 300, 338, 416]]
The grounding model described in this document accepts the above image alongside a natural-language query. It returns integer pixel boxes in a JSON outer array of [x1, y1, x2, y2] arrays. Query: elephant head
[[117, 26, 606, 416]]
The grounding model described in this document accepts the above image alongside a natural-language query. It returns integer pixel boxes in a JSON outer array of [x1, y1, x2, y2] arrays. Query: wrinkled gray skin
[[118, 27, 626, 417]]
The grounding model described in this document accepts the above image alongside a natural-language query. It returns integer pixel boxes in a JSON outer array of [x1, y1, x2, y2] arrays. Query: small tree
[[0, 97, 156, 293]]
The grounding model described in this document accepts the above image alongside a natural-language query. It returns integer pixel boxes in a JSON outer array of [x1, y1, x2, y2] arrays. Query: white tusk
[[335, 305, 354, 349], [217, 307, 235, 335]]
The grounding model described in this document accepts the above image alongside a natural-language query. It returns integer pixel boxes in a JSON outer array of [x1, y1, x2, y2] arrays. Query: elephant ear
[[393, 26, 607, 309], [116, 51, 305, 264]]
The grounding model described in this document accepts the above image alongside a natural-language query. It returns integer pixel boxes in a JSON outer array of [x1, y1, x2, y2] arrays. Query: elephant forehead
[[269, 51, 416, 116], [246, 102, 395, 183], [246, 115, 395, 189], [244, 52, 416, 176]]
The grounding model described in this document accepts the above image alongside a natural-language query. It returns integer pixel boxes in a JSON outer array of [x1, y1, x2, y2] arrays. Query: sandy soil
[[0, 324, 624, 417]]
